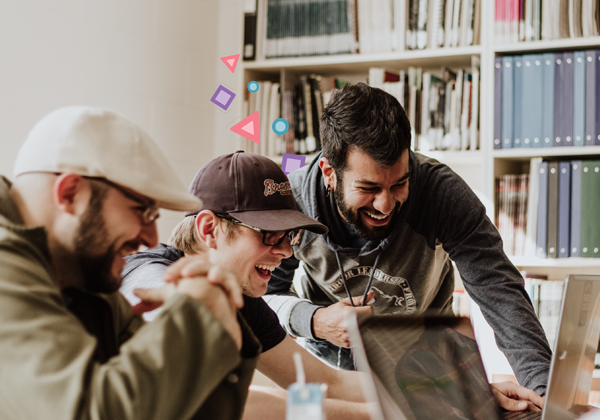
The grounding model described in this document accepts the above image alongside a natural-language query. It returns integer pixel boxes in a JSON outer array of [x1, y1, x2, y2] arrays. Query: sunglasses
[[216, 214, 303, 246]]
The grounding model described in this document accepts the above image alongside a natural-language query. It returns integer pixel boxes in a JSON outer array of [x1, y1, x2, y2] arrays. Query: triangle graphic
[[231, 111, 260, 144], [242, 121, 254, 135], [220, 54, 240, 73]]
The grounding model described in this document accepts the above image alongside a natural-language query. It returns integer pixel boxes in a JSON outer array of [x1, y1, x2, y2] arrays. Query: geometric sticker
[[281, 153, 306, 175], [231, 111, 261, 144], [220, 54, 240, 73], [210, 84, 236, 111]]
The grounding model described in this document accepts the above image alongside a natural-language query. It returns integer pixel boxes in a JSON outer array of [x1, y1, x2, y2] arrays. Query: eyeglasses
[[88, 177, 160, 225], [216, 214, 303, 246]]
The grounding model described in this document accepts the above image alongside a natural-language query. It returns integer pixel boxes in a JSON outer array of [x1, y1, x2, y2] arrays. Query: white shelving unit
[[236, 0, 600, 382]]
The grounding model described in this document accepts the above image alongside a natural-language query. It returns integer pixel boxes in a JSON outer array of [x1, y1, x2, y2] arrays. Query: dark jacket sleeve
[[411, 161, 552, 395]]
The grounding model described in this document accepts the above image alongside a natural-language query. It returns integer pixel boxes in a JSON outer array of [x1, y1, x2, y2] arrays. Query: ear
[[52, 173, 89, 216], [195, 210, 220, 250], [319, 157, 337, 190]]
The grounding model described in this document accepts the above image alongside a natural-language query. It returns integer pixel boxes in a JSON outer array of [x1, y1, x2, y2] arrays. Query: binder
[[494, 57, 503, 149], [580, 160, 598, 257], [553, 53, 564, 147], [592, 161, 600, 258], [558, 161, 571, 257], [502, 56, 514, 148], [243, 0, 258, 61], [547, 161, 559, 258], [570, 160, 582, 257], [536, 161, 549, 258], [595, 51, 600, 146], [522, 54, 543, 148], [513, 56, 524, 148], [542, 52, 555, 148], [585, 50, 598, 146], [573, 51, 586, 147], [562, 52, 575, 147]]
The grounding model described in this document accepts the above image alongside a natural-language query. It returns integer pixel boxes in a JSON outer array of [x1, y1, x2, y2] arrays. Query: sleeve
[[120, 260, 170, 321], [416, 164, 551, 395], [264, 254, 324, 339], [0, 236, 254, 420], [240, 297, 286, 352]]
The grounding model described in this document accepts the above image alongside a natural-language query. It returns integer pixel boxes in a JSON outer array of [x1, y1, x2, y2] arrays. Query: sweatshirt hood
[[122, 243, 183, 278]]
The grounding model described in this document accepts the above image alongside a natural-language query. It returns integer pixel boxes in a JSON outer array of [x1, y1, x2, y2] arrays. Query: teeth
[[255, 264, 276, 272], [365, 212, 390, 220]]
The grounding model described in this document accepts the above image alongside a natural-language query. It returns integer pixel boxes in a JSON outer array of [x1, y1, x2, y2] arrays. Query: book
[[562, 52, 575, 146], [553, 53, 564, 147], [546, 161, 559, 258], [573, 51, 586, 147], [536, 161, 549, 258], [243, 0, 258, 60], [501, 56, 514, 148], [558, 161, 571, 258], [585, 50, 598, 146], [521, 54, 543, 148], [542, 52, 555, 148], [580, 160, 599, 257], [494, 57, 503, 149], [570, 160, 582, 257], [525, 157, 542, 256]]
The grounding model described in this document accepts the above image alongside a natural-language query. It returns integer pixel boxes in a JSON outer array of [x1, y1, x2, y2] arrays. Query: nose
[[273, 237, 293, 258], [139, 221, 159, 248], [373, 190, 396, 215]]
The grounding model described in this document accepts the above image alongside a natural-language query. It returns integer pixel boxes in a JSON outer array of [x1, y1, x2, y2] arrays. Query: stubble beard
[[333, 174, 400, 241]]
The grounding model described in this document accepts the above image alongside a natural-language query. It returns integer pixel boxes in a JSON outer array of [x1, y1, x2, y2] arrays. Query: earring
[[326, 185, 331, 198]]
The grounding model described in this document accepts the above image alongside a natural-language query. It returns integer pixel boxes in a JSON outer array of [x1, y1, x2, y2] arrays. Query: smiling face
[[75, 179, 159, 293], [330, 148, 410, 241], [208, 219, 293, 297]]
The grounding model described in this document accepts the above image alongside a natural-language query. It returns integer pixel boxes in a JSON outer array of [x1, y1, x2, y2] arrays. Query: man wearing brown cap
[[121, 151, 374, 420], [0, 107, 258, 419]]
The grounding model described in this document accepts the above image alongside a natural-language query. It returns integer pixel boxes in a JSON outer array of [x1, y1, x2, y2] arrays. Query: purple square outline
[[282, 153, 306, 175], [210, 85, 236, 110]]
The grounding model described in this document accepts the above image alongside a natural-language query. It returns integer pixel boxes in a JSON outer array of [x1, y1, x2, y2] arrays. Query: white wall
[[0, 0, 235, 241]]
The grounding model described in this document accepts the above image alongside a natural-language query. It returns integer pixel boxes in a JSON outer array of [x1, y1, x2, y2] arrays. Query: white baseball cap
[[14, 106, 202, 212]]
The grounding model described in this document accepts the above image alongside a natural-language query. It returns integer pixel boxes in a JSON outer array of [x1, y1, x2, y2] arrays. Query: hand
[[133, 279, 243, 350], [163, 255, 244, 309], [312, 291, 375, 347], [491, 381, 544, 412]]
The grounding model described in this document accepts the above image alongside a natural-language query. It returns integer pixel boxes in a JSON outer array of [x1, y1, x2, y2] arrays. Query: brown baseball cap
[[186, 151, 327, 234]]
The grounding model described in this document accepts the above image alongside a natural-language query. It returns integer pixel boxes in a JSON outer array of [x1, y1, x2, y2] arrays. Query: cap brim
[[230, 209, 328, 234]]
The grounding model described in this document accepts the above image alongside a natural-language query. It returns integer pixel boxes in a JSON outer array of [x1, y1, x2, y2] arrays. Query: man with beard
[[264, 83, 553, 397], [0, 106, 258, 419]]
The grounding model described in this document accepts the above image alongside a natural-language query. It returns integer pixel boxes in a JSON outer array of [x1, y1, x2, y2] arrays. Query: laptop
[[347, 274, 600, 420]]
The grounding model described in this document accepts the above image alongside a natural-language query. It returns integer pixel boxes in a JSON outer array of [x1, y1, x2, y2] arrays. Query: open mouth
[[362, 210, 392, 226], [255, 264, 276, 279]]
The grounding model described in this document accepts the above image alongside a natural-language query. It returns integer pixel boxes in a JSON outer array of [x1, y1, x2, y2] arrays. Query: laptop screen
[[352, 315, 501, 420]]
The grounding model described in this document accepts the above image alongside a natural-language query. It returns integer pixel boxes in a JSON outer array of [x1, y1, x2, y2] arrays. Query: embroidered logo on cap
[[264, 179, 292, 196]]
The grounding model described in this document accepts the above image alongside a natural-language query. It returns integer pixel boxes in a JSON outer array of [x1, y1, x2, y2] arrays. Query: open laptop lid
[[348, 313, 502, 420], [543, 274, 600, 420]]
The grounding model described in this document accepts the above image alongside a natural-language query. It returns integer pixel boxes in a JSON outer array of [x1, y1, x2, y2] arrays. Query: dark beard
[[73, 186, 121, 294], [334, 175, 400, 241]]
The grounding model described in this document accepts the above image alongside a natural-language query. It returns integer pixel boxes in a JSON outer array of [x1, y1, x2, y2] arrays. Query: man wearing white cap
[[0, 106, 258, 419]]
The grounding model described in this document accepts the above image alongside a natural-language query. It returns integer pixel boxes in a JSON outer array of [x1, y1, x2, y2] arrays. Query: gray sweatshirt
[[265, 150, 552, 395]]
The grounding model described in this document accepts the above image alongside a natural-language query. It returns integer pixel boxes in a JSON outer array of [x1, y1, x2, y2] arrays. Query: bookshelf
[[234, 0, 600, 387]]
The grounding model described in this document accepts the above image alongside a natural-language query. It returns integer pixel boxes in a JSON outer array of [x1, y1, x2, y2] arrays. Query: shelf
[[243, 46, 482, 75], [419, 150, 483, 166], [494, 36, 600, 54], [493, 146, 600, 160], [509, 256, 600, 268]]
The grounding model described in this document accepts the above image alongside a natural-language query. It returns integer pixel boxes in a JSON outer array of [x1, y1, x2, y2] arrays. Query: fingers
[[131, 301, 162, 315], [207, 266, 244, 309], [133, 286, 175, 304], [492, 388, 529, 412], [491, 382, 543, 412], [360, 291, 376, 306]]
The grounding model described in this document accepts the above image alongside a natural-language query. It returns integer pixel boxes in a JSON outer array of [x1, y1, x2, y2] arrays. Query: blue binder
[[585, 50, 597, 146], [522, 54, 543, 148], [558, 161, 571, 257], [573, 51, 586, 147], [502, 56, 514, 149], [595, 52, 600, 146], [570, 160, 582, 257], [494, 57, 503, 149], [536, 161, 549, 258], [562, 52, 575, 147], [547, 161, 559, 258], [542, 53, 555, 148], [514, 56, 524, 148], [553, 53, 564, 147]]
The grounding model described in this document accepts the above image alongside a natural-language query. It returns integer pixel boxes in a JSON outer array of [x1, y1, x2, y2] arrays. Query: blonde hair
[[168, 214, 238, 255]]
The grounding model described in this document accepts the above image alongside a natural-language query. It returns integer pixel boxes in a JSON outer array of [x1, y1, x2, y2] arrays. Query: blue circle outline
[[272, 118, 289, 135], [247, 81, 259, 92]]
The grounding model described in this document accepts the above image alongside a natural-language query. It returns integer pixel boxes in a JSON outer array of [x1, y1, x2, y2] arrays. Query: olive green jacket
[[0, 176, 260, 419]]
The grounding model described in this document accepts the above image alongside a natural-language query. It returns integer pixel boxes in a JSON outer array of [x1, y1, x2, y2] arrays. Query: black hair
[[319, 82, 412, 173]]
